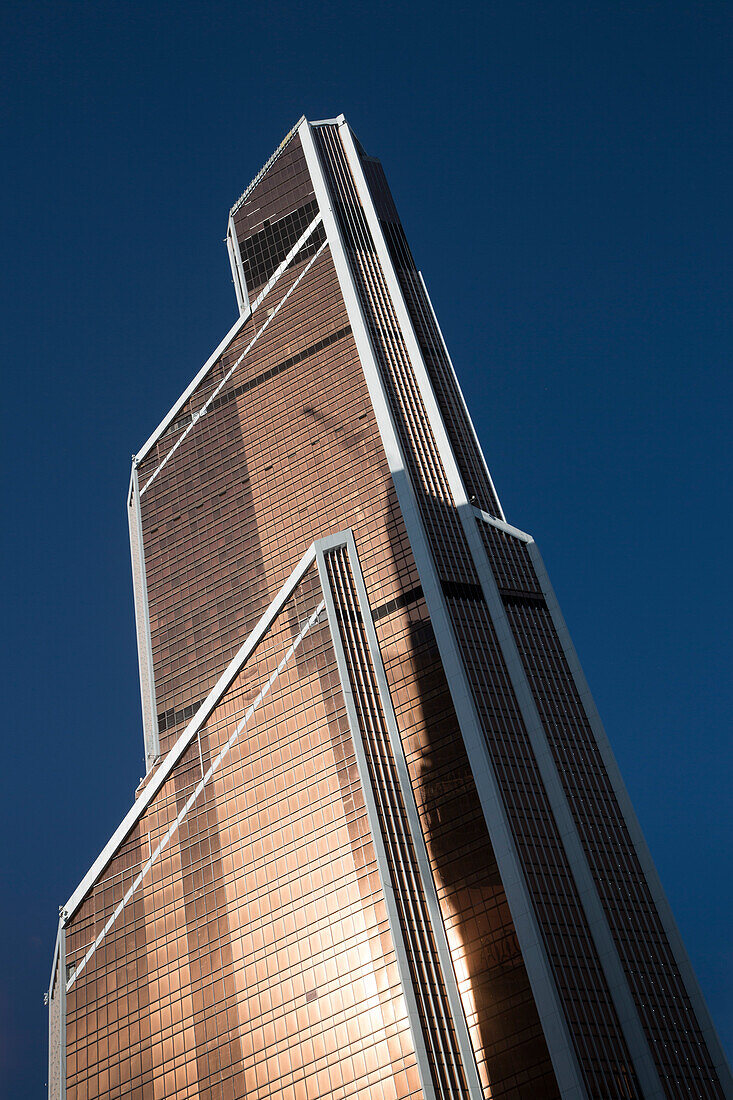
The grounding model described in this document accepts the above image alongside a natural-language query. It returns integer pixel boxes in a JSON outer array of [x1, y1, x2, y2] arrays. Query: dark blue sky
[[2, 1, 731, 1092]]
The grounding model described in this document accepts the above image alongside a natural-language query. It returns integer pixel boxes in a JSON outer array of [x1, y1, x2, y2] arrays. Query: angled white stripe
[[63, 540, 319, 923], [66, 598, 325, 994], [247, 214, 322, 315], [140, 232, 326, 496], [473, 506, 534, 544], [134, 214, 322, 466]]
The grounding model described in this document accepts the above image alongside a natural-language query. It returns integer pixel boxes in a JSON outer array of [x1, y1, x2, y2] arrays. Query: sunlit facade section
[[60, 556, 431, 1099], [50, 116, 732, 1100]]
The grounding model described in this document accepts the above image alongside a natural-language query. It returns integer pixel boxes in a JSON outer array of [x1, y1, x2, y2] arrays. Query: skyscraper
[[48, 114, 731, 1100]]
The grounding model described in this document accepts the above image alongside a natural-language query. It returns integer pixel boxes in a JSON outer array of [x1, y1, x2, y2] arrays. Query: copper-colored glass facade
[[49, 115, 732, 1100]]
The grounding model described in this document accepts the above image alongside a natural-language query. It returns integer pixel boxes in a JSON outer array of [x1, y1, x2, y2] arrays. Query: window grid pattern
[[57, 119, 728, 1100], [479, 522, 725, 1100], [238, 199, 321, 294], [325, 545, 472, 1100], [478, 526, 542, 597], [313, 121, 639, 1099], [64, 570, 426, 1100], [231, 135, 317, 267]]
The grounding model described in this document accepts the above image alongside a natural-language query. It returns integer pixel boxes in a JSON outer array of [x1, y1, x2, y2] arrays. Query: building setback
[[49, 115, 732, 1100]]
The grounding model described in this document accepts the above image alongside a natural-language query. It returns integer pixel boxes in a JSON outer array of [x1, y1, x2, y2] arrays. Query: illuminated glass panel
[[64, 567, 426, 1100]]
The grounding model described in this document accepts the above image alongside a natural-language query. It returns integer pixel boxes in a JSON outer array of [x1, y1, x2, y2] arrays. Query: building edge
[[298, 114, 588, 1099], [50, 112, 732, 1100], [526, 536, 733, 1095]]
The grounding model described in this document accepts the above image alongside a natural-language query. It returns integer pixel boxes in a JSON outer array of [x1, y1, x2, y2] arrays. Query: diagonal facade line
[[66, 597, 325, 993], [140, 222, 325, 495]]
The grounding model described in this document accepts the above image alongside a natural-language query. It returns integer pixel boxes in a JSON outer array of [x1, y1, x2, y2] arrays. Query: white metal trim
[[134, 309, 250, 466], [247, 214, 322, 315], [298, 119, 408, 481], [338, 119, 486, 529], [472, 380, 723, 1087], [47, 919, 62, 998], [66, 597, 325, 993], [473, 506, 534, 543], [128, 463, 159, 768], [314, 538, 439, 1100], [319, 115, 728, 1095], [58, 925, 66, 1100], [134, 213, 322, 467], [229, 116, 305, 218], [468, 518, 665, 1097], [140, 226, 325, 495], [63, 540, 319, 923], [226, 214, 250, 316], [366, 177, 662, 1090], [47, 921, 66, 1100], [341, 113, 670, 1097], [341, 530, 484, 1099], [299, 116, 586, 1100]]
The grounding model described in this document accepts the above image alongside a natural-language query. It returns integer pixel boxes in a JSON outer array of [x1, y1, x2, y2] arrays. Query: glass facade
[[50, 116, 731, 1100], [63, 562, 428, 1099]]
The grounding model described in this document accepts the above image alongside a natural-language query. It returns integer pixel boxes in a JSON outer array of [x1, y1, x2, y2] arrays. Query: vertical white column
[[47, 920, 66, 1100], [128, 462, 159, 769], [341, 114, 672, 1098], [314, 539, 439, 1100], [299, 117, 587, 1100], [341, 530, 486, 1099], [226, 214, 250, 316]]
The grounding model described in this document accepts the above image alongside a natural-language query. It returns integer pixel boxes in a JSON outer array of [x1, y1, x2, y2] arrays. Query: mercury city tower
[[48, 115, 732, 1100]]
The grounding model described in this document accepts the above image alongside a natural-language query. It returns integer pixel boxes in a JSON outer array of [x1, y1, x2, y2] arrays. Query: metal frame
[[134, 212, 322, 468], [47, 921, 66, 1099], [139, 220, 324, 496], [226, 213, 250, 316], [316, 531, 484, 1100], [62, 113, 729, 1097], [334, 111, 727, 1097], [63, 540, 320, 923], [475, 505, 733, 1095], [324, 113, 587, 1095], [127, 464, 159, 768], [299, 114, 586, 1099], [67, 592, 326, 994], [339, 531, 485, 1098], [472, 505, 533, 543], [314, 534, 437, 1100], [129, 139, 325, 765]]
